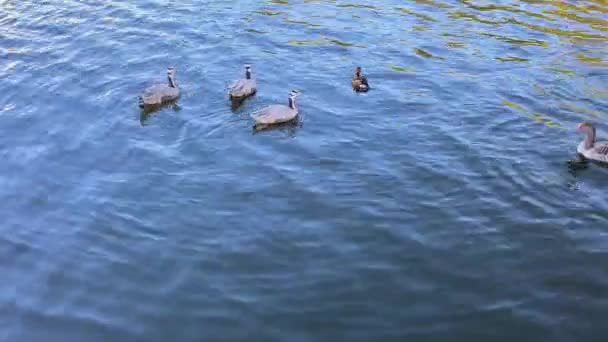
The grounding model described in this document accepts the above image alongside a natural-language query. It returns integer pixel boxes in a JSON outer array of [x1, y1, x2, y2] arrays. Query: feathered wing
[[229, 79, 256, 97], [141, 85, 165, 105], [161, 86, 179, 102], [593, 142, 608, 155], [228, 80, 245, 95], [591, 149, 608, 163], [361, 76, 369, 86], [251, 105, 297, 124], [227, 80, 239, 91], [141, 84, 179, 106], [578, 140, 608, 163], [143, 84, 164, 96]]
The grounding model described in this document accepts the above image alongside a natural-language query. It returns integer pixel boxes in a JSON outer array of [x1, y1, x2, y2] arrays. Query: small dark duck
[[352, 66, 369, 92]]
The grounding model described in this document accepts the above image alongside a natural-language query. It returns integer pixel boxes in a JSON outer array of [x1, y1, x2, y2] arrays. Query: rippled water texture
[[1, 0, 608, 341]]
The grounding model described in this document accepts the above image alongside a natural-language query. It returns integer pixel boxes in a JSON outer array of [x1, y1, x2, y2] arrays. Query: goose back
[[229, 78, 257, 98], [578, 140, 608, 163], [251, 90, 300, 124], [251, 104, 297, 125]]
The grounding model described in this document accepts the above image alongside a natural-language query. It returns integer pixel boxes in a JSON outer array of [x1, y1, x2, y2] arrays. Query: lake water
[[1, 0, 608, 341]]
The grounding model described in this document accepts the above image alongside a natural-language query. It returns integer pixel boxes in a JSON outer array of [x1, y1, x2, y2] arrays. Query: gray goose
[[251, 90, 300, 127], [577, 121, 608, 163], [139, 67, 180, 108], [228, 64, 257, 99]]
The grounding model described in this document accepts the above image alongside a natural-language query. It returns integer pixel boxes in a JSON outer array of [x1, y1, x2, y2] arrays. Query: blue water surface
[[1, 0, 608, 341]]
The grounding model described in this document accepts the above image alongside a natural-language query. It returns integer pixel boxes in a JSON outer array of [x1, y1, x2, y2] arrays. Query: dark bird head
[[245, 64, 252, 79]]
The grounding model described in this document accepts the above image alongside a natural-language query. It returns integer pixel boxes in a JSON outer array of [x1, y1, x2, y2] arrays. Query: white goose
[[251, 90, 301, 127], [228, 64, 257, 99], [577, 121, 608, 163], [139, 67, 180, 108]]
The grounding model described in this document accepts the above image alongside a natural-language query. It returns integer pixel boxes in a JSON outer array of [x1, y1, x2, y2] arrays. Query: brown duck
[[352, 66, 369, 92]]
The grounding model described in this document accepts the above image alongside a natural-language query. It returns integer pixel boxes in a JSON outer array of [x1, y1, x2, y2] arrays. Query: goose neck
[[288, 97, 296, 110], [585, 126, 596, 149], [168, 75, 176, 88]]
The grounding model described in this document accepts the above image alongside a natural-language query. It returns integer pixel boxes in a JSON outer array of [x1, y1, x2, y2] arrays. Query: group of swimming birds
[[137, 65, 607, 165], [138, 65, 369, 129]]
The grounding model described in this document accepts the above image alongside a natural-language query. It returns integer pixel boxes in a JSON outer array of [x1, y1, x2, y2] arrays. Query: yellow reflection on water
[[395, 7, 437, 22], [562, 103, 605, 118], [480, 32, 549, 47], [576, 53, 607, 66], [390, 65, 416, 73], [412, 0, 452, 9], [284, 17, 321, 27], [255, 10, 282, 16], [336, 3, 376, 9], [460, 0, 555, 21], [502, 99, 562, 128], [496, 56, 529, 63], [288, 36, 364, 48], [506, 18, 607, 41]]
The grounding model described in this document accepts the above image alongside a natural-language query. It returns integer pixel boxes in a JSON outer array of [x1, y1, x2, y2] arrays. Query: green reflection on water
[[502, 100, 562, 128], [481, 32, 549, 47], [255, 10, 282, 16], [496, 56, 529, 63], [336, 3, 376, 9], [395, 7, 437, 22], [545, 67, 576, 76], [412, 0, 452, 9], [288, 36, 364, 48], [285, 18, 321, 27], [460, 0, 555, 21], [390, 65, 416, 73], [414, 48, 443, 60], [246, 28, 266, 34]]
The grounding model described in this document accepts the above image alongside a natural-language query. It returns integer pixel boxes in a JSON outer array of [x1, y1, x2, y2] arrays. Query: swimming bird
[[352, 66, 369, 92], [139, 67, 180, 108], [576, 121, 608, 163], [228, 64, 257, 99], [251, 90, 300, 128]]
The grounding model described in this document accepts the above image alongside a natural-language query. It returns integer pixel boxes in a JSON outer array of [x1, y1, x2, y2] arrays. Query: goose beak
[[577, 122, 586, 131]]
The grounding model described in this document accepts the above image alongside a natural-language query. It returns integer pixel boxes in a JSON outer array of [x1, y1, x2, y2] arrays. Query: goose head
[[245, 64, 252, 80], [577, 121, 596, 149], [167, 67, 177, 88]]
